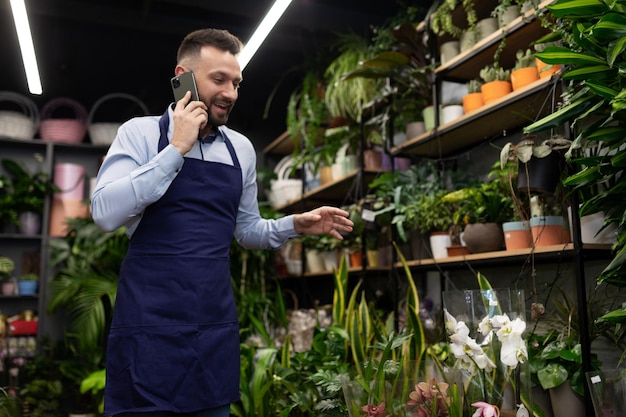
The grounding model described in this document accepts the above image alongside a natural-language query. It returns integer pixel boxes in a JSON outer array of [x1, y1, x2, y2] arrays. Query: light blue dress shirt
[[90, 105, 297, 250]]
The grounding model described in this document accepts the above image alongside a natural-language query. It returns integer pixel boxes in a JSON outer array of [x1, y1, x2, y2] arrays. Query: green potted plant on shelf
[[0, 256, 16, 296], [442, 164, 514, 253], [18, 272, 39, 296], [1, 155, 59, 233], [511, 48, 539, 91], [479, 63, 512, 104], [462, 78, 484, 113], [431, 0, 478, 41]]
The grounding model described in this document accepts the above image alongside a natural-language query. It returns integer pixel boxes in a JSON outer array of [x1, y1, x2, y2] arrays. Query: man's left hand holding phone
[[170, 71, 208, 155]]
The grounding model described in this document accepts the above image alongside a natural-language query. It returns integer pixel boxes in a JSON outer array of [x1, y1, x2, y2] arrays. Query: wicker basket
[[88, 93, 149, 145], [39, 97, 88, 143], [0, 91, 39, 140]]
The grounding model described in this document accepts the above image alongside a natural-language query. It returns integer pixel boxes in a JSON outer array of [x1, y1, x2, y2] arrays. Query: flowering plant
[[442, 279, 530, 417]]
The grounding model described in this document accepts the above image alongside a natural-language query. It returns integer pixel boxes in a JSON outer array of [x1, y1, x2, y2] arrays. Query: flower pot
[[17, 280, 38, 296], [394, 157, 412, 171], [549, 382, 585, 417], [366, 249, 379, 267], [446, 245, 470, 257], [1, 281, 16, 296], [422, 105, 443, 131], [502, 221, 533, 250], [498, 5, 521, 28], [442, 104, 464, 124], [342, 154, 358, 175], [331, 162, 343, 180], [462, 92, 484, 114], [568, 207, 617, 244], [405, 121, 425, 139], [530, 216, 568, 247], [511, 66, 539, 91], [517, 152, 563, 194], [305, 249, 324, 273], [348, 250, 362, 268], [319, 250, 339, 271], [363, 149, 382, 170], [429, 231, 451, 259], [481, 80, 512, 104], [536, 58, 561, 78], [462, 223, 504, 253], [477, 17, 499, 40], [319, 165, 333, 185], [18, 212, 41, 235], [440, 40, 460, 65], [586, 368, 626, 417]]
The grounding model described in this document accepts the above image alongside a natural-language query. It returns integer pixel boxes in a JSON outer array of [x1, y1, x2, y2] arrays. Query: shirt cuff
[[156, 144, 184, 174]]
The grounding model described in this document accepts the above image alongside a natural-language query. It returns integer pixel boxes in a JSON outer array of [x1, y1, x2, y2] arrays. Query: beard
[[206, 96, 234, 127]]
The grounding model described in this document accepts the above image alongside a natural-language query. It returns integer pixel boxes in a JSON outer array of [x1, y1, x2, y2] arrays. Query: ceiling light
[[10, 0, 42, 95], [238, 0, 293, 71]]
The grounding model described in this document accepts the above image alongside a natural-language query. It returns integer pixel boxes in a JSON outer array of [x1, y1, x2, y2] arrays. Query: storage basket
[[0, 91, 39, 140], [88, 93, 149, 145], [39, 97, 88, 143], [268, 155, 302, 208]]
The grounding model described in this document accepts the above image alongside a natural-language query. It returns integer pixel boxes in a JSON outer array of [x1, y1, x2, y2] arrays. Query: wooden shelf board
[[391, 75, 561, 158], [399, 243, 612, 268]]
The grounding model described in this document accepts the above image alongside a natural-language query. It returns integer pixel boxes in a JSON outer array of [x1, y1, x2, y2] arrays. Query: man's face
[[192, 45, 243, 127]]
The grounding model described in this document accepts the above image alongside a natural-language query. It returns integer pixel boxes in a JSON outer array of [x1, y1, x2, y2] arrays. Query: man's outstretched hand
[[293, 206, 354, 240]]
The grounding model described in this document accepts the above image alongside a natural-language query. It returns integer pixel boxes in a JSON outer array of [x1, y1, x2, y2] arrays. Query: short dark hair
[[177, 28, 243, 63]]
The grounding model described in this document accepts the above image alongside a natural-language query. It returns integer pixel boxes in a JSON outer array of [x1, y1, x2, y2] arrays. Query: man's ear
[[174, 65, 187, 76]]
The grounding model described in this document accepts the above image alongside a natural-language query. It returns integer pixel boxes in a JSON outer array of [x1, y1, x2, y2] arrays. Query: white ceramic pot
[[305, 249, 324, 273], [429, 232, 451, 259], [440, 40, 460, 65], [477, 17, 499, 40], [442, 105, 464, 124], [405, 121, 425, 139]]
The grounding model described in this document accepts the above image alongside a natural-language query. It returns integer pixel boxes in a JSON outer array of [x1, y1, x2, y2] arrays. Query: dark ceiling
[[0, 0, 431, 146]]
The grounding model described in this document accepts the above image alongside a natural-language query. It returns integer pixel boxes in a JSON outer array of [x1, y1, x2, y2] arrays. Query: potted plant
[[1, 156, 59, 234], [500, 134, 572, 195], [0, 256, 16, 296], [17, 273, 39, 296], [442, 165, 514, 253], [479, 63, 512, 104], [511, 48, 539, 91], [462, 78, 484, 113], [431, 0, 478, 50]]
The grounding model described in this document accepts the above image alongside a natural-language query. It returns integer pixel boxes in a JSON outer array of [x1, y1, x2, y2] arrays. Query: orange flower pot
[[511, 66, 539, 91], [462, 92, 484, 113], [536, 58, 561, 78], [480, 80, 512, 105]]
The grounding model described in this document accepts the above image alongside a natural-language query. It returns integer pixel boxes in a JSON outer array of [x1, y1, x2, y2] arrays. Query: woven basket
[[39, 97, 88, 143], [88, 93, 149, 145], [0, 91, 39, 140]]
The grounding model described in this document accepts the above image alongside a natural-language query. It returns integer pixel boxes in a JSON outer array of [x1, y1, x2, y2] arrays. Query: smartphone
[[171, 71, 199, 103]]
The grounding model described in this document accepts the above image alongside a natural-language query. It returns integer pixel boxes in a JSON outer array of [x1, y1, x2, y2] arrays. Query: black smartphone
[[171, 71, 199, 103]]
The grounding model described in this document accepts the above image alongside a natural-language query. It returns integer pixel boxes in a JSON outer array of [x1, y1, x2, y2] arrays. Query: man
[[90, 28, 353, 417]]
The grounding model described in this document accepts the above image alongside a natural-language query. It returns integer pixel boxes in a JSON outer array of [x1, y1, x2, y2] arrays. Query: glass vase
[[442, 288, 531, 417]]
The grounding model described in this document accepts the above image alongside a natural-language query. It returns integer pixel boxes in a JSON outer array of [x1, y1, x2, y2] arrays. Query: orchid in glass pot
[[442, 273, 532, 417]]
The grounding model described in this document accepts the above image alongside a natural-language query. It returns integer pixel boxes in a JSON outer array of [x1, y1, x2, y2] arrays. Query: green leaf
[[537, 363, 569, 390], [524, 97, 594, 133], [607, 36, 626, 66], [562, 65, 613, 81], [594, 12, 626, 39], [536, 47, 607, 66], [547, 0, 609, 18]]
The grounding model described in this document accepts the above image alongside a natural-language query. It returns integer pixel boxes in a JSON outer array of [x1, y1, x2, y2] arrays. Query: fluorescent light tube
[[238, 0, 293, 71], [10, 0, 42, 95]]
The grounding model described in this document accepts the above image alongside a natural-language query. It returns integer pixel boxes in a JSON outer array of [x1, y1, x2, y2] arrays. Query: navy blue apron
[[104, 110, 242, 415]]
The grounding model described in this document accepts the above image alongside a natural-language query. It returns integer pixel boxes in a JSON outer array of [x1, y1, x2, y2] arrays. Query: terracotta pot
[[511, 66, 539, 91], [463, 223, 504, 253], [530, 216, 568, 247], [481, 80, 512, 104], [536, 58, 561, 78], [502, 221, 533, 250], [446, 245, 470, 257], [348, 250, 362, 268], [462, 92, 484, 114]]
